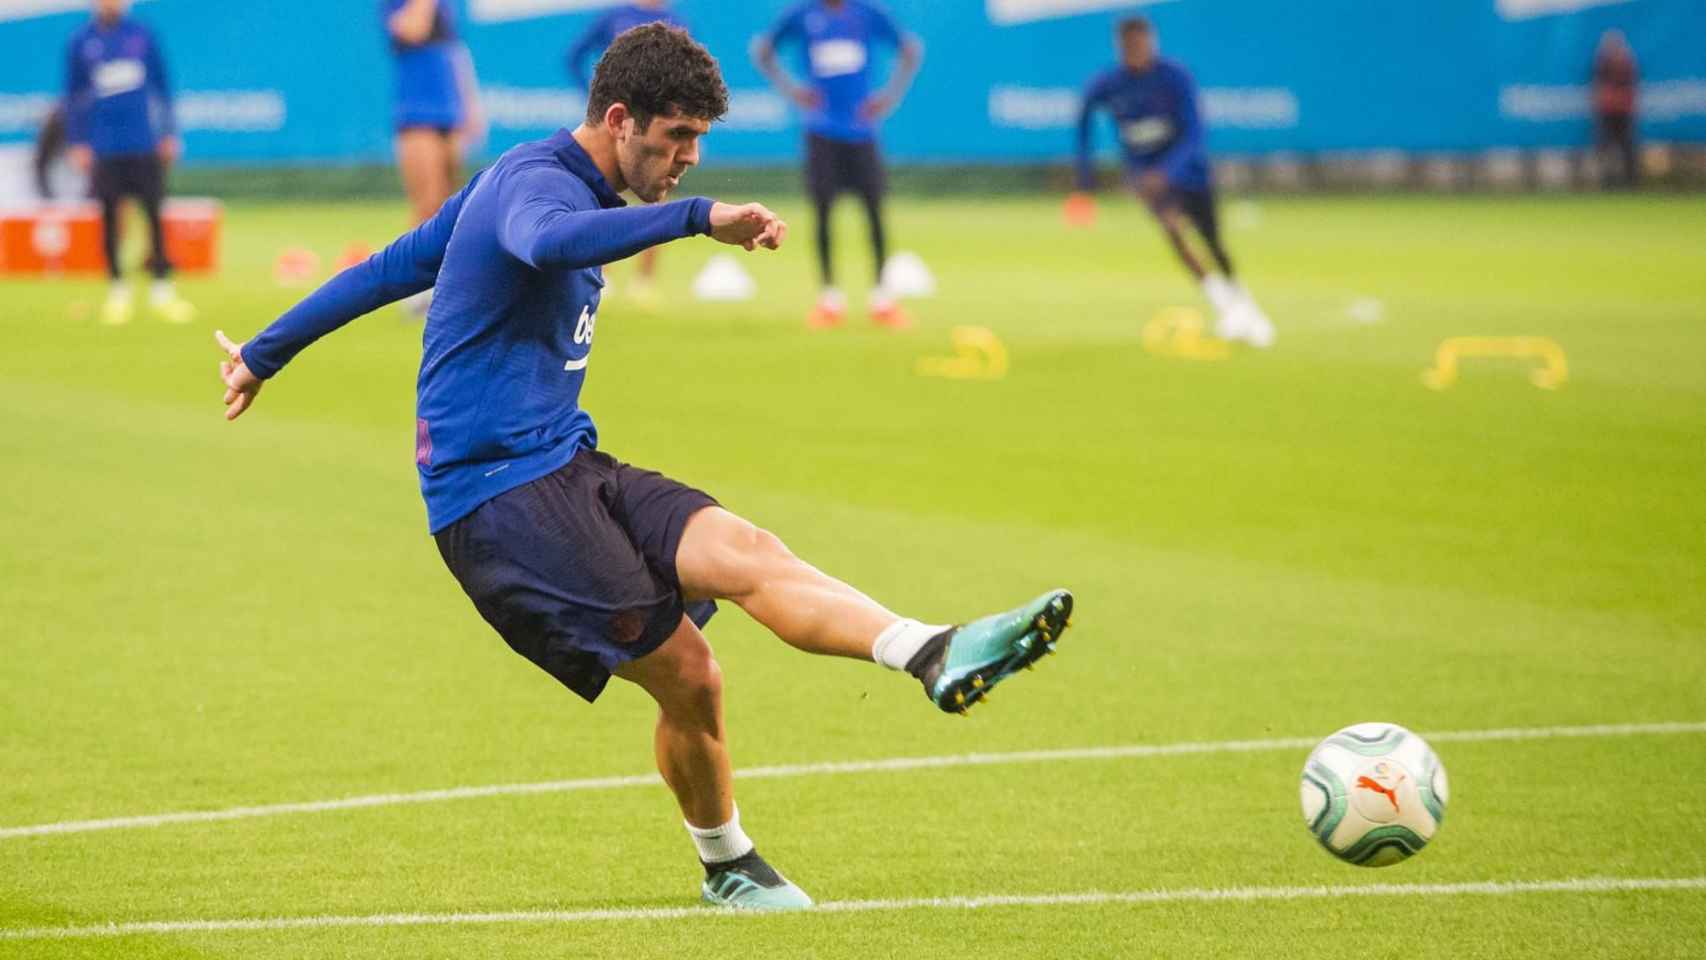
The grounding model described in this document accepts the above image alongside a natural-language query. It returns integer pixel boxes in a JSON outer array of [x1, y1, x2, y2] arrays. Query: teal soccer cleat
[[907, 589, 1074, 715], [700, 851, 814, 911]]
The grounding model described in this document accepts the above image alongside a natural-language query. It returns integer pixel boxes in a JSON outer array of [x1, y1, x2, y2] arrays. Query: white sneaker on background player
[[1203, 273, 1244, 341], [1232, 281, 1274, 349]]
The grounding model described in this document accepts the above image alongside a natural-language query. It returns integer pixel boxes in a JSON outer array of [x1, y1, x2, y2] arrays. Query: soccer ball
[[1299, 722, 1448, 867]]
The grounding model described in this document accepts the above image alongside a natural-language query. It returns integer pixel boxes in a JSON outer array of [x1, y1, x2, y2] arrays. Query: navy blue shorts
[[805, 133, 886, 205], [434, 449, 718, 703]]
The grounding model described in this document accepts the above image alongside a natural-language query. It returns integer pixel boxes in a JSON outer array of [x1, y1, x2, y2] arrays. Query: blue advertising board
[[1, 0, 1701, 166]]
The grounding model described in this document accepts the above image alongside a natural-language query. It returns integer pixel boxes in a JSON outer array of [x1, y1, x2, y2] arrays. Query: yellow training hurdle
[[1422, 336, 1568, 390]]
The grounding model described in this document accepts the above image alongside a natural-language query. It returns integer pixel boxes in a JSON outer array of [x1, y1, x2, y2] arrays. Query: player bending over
[[213, 25, 1071, 911], [1068, 16, 1272, 348]]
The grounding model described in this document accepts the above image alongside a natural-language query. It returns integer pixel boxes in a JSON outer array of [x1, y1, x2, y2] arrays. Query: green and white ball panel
[[1298, 722, 1447, 867]]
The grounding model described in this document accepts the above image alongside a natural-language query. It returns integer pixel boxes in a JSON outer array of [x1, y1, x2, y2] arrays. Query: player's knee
[[667, 651, 724, 729], [718, 519, 796, 592]]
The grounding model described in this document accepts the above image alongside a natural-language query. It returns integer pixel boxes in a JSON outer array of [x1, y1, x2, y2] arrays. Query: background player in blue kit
[[566, 1, 687, 304], [752, 0, 922, 330], [64, 0, 194, 326], [1069, 17, 1273, 348], [383, 0, 482, 231], [212, 24, 1072, 911]]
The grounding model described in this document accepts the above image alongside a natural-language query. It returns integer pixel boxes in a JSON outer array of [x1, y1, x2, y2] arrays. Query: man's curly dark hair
[[586, 23, 729, 130]]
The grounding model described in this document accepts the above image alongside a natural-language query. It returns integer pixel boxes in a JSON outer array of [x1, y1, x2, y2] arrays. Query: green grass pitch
[[2, 191, 1704, 958]]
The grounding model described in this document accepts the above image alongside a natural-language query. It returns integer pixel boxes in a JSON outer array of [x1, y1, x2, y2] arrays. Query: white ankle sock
[[685, 806, 754, 865], [872, 618, 950, 671]]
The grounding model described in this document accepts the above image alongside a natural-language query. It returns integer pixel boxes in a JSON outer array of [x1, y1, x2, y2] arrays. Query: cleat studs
[[972, 676, 985, 689], [954, 691, 967, 706]]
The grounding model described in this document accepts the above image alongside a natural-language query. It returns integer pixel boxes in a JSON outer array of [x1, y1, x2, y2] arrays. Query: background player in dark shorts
[[752, 0, 922, 329], [1068, 16, 1273, 348], [64, 0, 193, 326]]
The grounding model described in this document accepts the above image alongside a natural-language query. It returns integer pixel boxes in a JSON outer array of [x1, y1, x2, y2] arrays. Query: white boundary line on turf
[[5, 721, 1703, 841], [2, 877, 1702, 941]]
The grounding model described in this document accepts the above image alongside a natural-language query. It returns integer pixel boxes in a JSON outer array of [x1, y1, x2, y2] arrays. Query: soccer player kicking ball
[[213, 25, 1071, 912], [1068, 16, 1273, 348]]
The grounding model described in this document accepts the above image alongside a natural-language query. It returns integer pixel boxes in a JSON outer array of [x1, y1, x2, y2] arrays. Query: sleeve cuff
[[688, 197, 715, 236], [239, 344, 278, 381]]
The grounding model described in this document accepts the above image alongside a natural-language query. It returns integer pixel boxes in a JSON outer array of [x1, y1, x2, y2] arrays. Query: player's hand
[[709, 202, 787, 252], [789, 87, 823, 111], [69, 145, 93, 174], [1136, 169, 1169, 205], [858, 92, 898, 122], [157, 136, 181, 167], [214, 329, 263, 421], [1063, 191, 1096, 228]]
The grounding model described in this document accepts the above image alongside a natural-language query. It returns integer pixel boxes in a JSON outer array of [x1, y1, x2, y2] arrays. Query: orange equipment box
[[0, 199, 221, 274]]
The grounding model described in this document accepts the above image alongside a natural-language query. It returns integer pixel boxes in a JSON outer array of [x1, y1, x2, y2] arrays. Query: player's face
[[618, 111, 710, 204], [1119, 30, 1156, 70], [93, 0, 128, 19]]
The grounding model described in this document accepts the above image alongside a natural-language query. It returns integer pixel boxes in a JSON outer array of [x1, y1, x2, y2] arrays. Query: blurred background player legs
[[752, 0, 922, 329], [1138, 169, 1269, 347], [66, 0, 192, 325], [804, 131, 890, 328], [385, 0, 474, 317], [566, 1, 686, 306], [1070, 16, 1270, 348]]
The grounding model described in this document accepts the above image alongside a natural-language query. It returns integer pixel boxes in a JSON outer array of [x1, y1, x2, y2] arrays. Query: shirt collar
[[551, 129, 627, 210]]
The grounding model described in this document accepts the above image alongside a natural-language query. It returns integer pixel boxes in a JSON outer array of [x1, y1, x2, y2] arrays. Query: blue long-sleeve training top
[[64, 15, 175, 156], [1076, 57, 1210, 192], [566, 4, 687, 90], [242, 130, 715, 533]]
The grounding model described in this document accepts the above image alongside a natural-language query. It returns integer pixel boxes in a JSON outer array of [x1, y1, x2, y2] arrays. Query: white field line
[[2, 877, 1702, 941], [4, 721, 1703, 841]]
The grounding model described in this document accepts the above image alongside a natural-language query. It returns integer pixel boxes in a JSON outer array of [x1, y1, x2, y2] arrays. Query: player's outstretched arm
[[218, 172, 481, 420], [750, 28, 819, 111], [500, 166, 784, 268]]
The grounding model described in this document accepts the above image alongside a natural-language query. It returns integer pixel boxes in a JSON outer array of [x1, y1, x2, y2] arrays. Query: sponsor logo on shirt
[[1120, 116, 1173, 149], [93, 59, 146, 98], [809, 39, 867, 79], [565, 304, 595, 371]]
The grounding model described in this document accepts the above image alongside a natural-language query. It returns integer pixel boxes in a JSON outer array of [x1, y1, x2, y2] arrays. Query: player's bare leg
[[616, 616, 733, 828], [617, 612, 812, 910], [676, 507, 896, 659], [675, 506, 1073, 714], [395, 129, 457, 318], [395, 128, 455, 225]]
